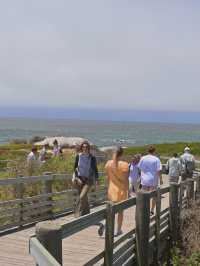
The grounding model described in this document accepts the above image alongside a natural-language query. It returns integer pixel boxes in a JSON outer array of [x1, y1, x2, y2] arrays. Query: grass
[[124, 142, 200, 158], [0, 141, 199, 199]]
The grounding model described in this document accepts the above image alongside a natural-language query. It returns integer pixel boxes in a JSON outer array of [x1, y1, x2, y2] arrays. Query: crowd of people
[[26, 139, 63, 174], [26, 139, 196, 236], [72, 142, 196, 237]]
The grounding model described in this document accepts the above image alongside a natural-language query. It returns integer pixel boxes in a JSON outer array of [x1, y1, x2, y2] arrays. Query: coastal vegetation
[[1, 141, 200, 179], [165, 200, 200, 266]]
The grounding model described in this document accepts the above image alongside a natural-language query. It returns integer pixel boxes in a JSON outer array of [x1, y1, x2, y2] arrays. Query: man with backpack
[[180, 147, 195, 181], [166, 153, 181, 184]]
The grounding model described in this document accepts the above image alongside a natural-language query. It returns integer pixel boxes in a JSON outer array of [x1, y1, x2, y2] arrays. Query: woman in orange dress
[[99, 146, 129, 236]]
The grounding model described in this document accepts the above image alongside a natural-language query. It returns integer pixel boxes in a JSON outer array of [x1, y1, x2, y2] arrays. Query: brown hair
[[80, 141, 90, 152], [31, 146, 37, 152], [113, 146, 123, 167], [148, 145, 155, 154]]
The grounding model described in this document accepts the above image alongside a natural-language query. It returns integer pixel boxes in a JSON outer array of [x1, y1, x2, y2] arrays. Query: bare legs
[[117, 211, 123, 234]]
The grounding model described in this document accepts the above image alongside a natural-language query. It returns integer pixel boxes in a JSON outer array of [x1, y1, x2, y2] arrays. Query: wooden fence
[[29, 172, 200, 266], [0, 172, 106, 233]]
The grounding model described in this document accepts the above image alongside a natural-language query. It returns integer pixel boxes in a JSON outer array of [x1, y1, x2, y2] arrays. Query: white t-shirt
[[138, 154, 162, 187]]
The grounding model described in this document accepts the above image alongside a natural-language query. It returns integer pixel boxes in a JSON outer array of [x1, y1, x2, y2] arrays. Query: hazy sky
[[1, 1, 200, 111]]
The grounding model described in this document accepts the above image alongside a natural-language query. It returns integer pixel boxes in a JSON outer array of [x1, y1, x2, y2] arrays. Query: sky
[[0, 1, 200, 114]]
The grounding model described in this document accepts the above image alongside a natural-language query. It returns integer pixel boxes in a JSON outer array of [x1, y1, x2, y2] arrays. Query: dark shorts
[[78, 176, 94, 186]]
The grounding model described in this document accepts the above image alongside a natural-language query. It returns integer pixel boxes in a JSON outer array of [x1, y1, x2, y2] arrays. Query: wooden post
[[179, 182, 184, 212], [153, 188, 161, 265], [195, 174, 200, 199], [15, 177, 24, 226], [104, 201, 115, 266], [169, 183, 179, 244], [186, 178, 194, 206], [43, 172, 53, 218], [36, 221, 62, 265], [135, 191, 151, 266]]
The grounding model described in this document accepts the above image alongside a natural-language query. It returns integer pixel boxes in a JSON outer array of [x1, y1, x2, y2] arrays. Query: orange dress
[[105, 160, 129, 203]]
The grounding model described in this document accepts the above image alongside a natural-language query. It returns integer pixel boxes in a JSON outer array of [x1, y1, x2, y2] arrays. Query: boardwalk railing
[[29, 173, 200, 266], [0, 172, 106, 233]]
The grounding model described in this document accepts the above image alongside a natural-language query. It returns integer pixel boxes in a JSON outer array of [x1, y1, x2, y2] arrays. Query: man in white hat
[[180, 147, 195, 181]]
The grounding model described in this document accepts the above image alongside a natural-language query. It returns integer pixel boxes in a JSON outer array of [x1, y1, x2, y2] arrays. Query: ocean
[[0, 117, 200, 147]]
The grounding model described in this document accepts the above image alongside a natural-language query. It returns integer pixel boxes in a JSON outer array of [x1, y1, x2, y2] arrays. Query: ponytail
[[113, 146, 123, 168]]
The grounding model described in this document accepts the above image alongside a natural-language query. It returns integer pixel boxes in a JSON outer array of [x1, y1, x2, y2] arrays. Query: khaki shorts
[[141, 185, 157, 192]]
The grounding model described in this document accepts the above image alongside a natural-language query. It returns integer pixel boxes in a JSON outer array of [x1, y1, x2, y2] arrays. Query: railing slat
[[62, 208, 106, 238], [29, 237, 61, 266]]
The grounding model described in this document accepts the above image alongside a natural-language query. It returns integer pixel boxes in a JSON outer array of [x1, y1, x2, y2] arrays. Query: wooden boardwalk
[[0, 176, 170, 266]]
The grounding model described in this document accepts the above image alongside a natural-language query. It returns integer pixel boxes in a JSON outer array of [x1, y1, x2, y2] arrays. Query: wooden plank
[[154, 187, 161, 264], [114, 230, 135, 249], [113, 238, 135, 261], [22, 201, 52, 210], [83, 251, 104, 266], [160, 185, 170, 195], [136, 191, 151, 266], [23, 206, 52, 216], [62, 208, 106, 238], [29, 237, 61, 266], [113, 244, 135, 266], [0, 207, 21, 216], [113, 197, 136, 213], [160, 212, 169, 224], [122, 254, 137, 266], [160, 220, 169, 231], [104, 202, 115, 266], [169, 183, 179, 243]]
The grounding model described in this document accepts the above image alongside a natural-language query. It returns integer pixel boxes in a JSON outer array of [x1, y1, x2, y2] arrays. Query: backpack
[[185, 160, 195, 174]]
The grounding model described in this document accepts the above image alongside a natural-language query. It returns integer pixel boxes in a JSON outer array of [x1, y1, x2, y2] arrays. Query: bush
[[167, 200, 200, 266]]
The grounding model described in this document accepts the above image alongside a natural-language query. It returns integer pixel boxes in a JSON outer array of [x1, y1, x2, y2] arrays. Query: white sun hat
[[184, 146, 190, 152]]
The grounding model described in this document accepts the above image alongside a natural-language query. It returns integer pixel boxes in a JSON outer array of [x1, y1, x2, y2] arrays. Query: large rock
[[34, 137, 93, 148], [29, 136, 45, 144]]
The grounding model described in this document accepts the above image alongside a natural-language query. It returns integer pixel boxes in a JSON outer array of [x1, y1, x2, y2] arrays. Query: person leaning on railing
[[72, 141, 99, 217], [138, 146, 163, 216]]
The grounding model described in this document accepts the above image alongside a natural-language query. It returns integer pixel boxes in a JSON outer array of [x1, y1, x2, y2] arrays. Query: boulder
[[29, 136, 45, 144], [34, 136, 93, 148]]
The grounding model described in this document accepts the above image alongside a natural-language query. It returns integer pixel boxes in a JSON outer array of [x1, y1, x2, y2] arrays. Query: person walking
[[52, 139, 62, 157], [180, 147, 195, 181], [38, 144, 48, 164], [73, 141, 99, 217], [166, 153, 181, 184], [129, 154, 141, 196], [138, 146, 163, 216], [98, 146, 129, 237], [27, 146, 38, 175]]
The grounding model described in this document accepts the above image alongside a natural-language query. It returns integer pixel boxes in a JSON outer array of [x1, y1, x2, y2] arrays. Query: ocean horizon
[[1, 106, 200, 124], [0, 116, 200, 147]]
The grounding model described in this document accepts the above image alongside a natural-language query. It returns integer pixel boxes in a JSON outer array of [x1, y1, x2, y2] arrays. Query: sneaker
[[150, 210, 154, 216], [98, 223, 105, 237], [114, 230, 123, 237]]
